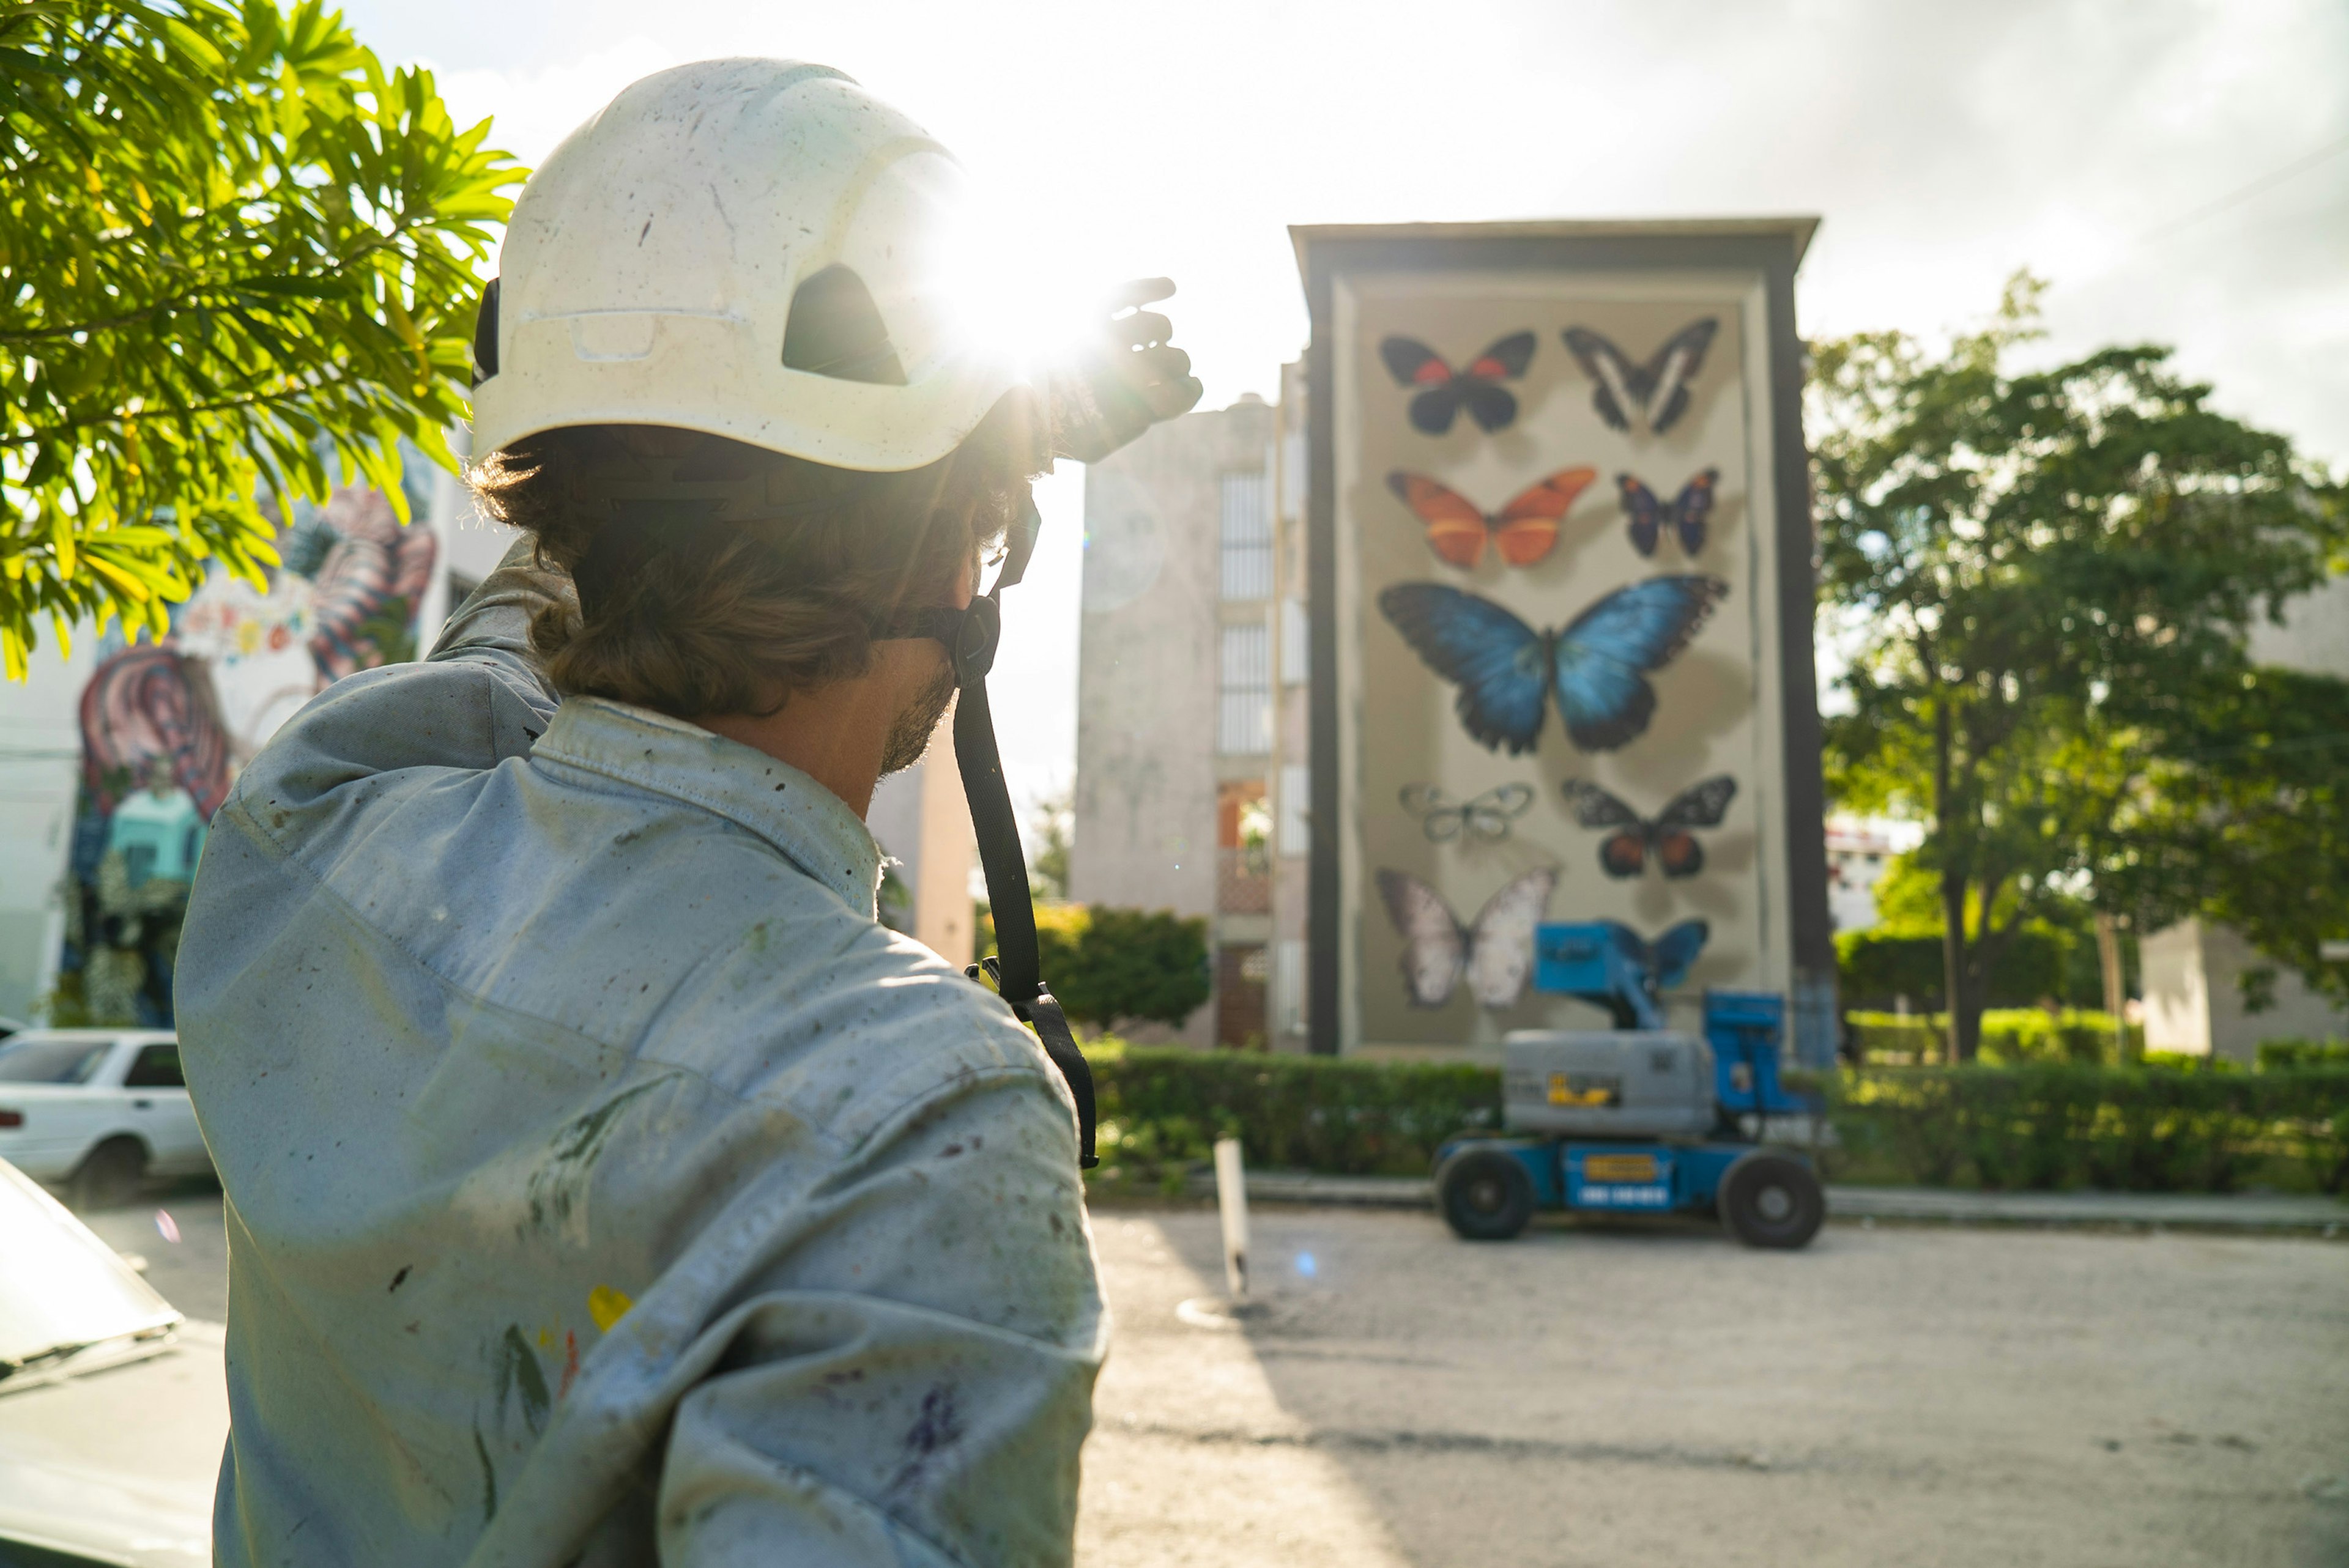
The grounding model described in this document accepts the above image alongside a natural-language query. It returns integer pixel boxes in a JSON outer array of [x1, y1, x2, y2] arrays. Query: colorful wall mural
[[1298, 224, 1836, 1059], [60, 482, 437, 1026]]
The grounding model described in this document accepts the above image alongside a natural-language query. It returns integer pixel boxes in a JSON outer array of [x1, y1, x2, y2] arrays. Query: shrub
[[1847, 1009, 2142, 1065], [1081, 1048, 2349, 1197], [982, 904, 1211, 1032], [1837, 927, 2076, 1011], [1058, 909, 1210, 1030], [2258, 1038, 2349, 1070], [1088, 1048, 1501, 1186], [1822, 1065, 2349, 1194]]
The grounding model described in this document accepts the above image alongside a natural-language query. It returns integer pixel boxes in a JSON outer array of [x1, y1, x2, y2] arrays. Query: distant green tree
[[1, 1, 523, 675], [2104, 666, 2349, 1010], [1027, 786, 1073, 902], [1813, 274, 2343, 1062], [1055, 908, 1210, 1032], [978, 903, 1212, 1034]]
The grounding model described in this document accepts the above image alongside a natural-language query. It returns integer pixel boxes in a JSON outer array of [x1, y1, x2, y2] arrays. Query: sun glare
[[933, 196, 1110, 385]]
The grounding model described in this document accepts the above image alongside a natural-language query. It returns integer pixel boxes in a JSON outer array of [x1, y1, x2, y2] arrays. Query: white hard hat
[[469, 59, 1021, 472]]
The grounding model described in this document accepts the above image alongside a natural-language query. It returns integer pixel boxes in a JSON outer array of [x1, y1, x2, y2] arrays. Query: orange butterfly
[[1385, 467, 1598, 569]]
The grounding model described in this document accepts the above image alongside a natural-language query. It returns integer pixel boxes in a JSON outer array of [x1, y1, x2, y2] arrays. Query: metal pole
[[1213, 1137, 1249, 1301]]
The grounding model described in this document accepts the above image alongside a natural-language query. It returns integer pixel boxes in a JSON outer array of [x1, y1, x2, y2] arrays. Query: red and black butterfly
[[1379, 331, 1537, 435], [1560, 317, 1718, 435], [1387, 467, 1597, 568], [1617, 467, 1720, 558], [1560, 774, 1737, 878]]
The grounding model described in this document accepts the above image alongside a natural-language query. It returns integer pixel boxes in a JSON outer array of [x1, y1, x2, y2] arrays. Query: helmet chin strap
[[892, 498, 1098, 1169]]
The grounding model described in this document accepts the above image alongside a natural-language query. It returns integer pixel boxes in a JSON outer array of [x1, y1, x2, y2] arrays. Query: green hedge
[[1836, 926, 2087, 1010], [1086, 1046, 2349, 1197], [1822, 1065, 2349, 1194], [1847, 1008, 2145, 1065], [2259, 1038, 2349, 1070], [1088, 1048, 1500, 1187]]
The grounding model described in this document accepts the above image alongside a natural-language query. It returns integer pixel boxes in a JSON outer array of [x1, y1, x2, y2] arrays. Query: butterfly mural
[[1387, 467, 1597, 569], [1376, 867, 1556, 1010], [1560, 774, 1738, 879], [1539, 918, 1712, 996], [1378, 331, 1537, 436], [1400, 782, 1535, 843], [1378, 577, 1727, 755], [1617, 468, 1720, 558], [1560, 317, 1719, 435]]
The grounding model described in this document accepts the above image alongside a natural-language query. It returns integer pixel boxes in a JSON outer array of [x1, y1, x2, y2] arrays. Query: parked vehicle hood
[[0, 1322, 222, 1567]]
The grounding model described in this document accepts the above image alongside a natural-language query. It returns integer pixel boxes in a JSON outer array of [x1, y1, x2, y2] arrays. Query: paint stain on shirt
[[588, 1284, 634, 1333]]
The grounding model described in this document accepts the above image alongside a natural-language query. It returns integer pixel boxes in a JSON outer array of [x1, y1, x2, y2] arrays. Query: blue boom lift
[[1432, 921, 1826, 1248]]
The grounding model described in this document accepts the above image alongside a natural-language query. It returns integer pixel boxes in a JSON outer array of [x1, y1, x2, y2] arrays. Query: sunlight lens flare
[[930, 197, 1107, 386]]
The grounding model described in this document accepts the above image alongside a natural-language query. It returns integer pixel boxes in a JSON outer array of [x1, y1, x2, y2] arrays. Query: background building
[[1072, 393, 1285, 1046], [2139, 574, 2349, 1060]]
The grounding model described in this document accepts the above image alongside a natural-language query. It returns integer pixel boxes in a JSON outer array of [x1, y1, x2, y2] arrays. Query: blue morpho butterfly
[[1379, 577, 1727, 755], [1631, 919, 1711, 990], [1616, 919, 1710, 990]]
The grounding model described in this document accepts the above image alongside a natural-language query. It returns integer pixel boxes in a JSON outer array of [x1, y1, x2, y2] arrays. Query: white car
[[0, 1032, 211, 1209], [0, 1156, 220, 1567]]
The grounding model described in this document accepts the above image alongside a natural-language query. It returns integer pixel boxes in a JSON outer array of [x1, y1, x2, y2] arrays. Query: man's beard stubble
[[878, 666, 958, 777]]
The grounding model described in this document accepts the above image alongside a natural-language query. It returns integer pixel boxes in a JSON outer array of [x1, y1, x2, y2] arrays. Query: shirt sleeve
[[648, 1065, 1104, 1568]]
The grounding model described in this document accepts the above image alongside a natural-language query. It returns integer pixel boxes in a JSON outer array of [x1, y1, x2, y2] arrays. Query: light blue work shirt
[[176, 548, 1104, 1567]]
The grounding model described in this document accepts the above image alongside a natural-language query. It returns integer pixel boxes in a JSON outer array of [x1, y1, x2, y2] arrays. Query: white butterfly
[[1375, 868, 1557, 1010]]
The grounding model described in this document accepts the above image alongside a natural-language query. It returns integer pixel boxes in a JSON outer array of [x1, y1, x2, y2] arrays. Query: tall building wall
[[1074, 396, 1278, 1045]]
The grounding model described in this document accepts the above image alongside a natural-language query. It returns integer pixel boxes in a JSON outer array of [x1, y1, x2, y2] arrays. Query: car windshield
[[0, 1159, 179, 1377], [0, 1038, 112, 1085]]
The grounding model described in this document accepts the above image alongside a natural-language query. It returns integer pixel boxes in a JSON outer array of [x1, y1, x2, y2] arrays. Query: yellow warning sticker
[[1547, 1073, 1621, 1108], [1583, 1152, 1659, 1183]]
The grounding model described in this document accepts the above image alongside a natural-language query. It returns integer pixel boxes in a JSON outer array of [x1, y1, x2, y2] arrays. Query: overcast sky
[[360, 0, 2349, 815]]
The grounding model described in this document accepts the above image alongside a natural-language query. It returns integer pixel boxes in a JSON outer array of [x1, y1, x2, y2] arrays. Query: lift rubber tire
[[69, 1136, 147, 1211], [1437, 1148, 1536, 1241], [1720, 1150, 1824, 1249]]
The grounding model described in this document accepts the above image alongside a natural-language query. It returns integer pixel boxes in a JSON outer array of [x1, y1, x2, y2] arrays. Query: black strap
[[889, 500, 1097, 1167]]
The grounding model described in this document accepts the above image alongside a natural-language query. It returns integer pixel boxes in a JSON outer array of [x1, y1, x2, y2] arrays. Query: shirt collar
[[530, 697, 881, 917]]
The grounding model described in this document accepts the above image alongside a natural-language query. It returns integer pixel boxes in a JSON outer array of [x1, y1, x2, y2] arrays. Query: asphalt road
[[1075, 1205, 2349, 1568], [78, 1189, 2349, 1566]]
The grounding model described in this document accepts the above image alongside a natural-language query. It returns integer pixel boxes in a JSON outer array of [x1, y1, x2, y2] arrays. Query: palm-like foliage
[[0, 0, 523, 675]]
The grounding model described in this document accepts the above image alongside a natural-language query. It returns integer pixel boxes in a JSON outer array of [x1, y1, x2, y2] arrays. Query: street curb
[[1186, 1170, 2347, 1234]]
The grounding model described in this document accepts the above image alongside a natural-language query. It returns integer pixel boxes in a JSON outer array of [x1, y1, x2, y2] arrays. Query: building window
[[1216, 779, 1271, 913], [1219, 471, 1272, 601], [1218, 622, 1271, 755]]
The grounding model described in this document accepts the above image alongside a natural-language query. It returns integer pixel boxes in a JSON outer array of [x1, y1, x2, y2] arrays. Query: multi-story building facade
[[1072, 391, 1306, 1046]]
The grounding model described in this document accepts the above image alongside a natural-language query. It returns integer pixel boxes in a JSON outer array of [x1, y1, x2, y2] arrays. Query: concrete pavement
[[1078, 1203, 2349, 1567], [72, 1184, 2349, 1565]]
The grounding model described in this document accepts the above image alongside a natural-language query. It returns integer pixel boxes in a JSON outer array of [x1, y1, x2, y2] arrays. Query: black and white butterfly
[[1398, 782, 1535, 842], [1376, 867, 1556, 1010], [1559, 774, 1738, 879], [1561, 317, 1719, 435], [1378, 331, 1537, 435], [1617, 467, 1720, 558]]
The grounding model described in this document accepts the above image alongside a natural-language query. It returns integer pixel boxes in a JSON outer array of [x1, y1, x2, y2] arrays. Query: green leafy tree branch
[[1811, 273, 2343, 1060], [0, 0, 524, 675]]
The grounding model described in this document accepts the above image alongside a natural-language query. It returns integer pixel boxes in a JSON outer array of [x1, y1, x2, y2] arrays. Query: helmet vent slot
[[470, 277, 500, 386], [781, 265, 907, 386]]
